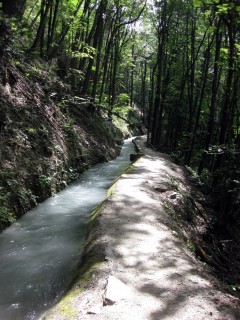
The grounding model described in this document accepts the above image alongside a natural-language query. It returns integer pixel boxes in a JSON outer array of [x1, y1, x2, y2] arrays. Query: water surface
[[0, 138, 135, 320]]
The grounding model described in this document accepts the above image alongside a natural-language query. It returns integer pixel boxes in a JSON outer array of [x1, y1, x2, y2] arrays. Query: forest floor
[[43, 137, 240, 320]]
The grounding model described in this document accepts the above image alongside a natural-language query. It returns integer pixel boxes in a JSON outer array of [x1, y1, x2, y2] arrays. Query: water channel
[[0, 138, 136, 320]]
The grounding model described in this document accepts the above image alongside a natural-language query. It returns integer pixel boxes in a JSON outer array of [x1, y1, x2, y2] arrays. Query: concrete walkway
[[43, 137, 240, 320]]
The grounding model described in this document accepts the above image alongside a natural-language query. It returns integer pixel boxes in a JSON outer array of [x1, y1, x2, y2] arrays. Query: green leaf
[[193, 0, 202, 7]]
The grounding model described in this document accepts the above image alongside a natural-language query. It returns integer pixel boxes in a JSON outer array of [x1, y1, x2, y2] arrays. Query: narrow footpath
[[44, 137, 240, 320]]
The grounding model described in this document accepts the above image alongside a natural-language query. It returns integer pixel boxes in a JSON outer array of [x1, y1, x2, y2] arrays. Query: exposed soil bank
[[0, 49, 124, 230], [43, 137, 240, 320]]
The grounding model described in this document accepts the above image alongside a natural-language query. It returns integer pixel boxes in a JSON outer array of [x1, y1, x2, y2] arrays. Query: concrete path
[[43, 137, 240, 320]]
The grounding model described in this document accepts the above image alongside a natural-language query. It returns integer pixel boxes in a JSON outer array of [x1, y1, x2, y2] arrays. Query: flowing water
[[0, 138, 136, 320]]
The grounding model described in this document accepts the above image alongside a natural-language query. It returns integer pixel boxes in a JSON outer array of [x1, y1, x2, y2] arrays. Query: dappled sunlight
[[87, 138, 240, 320], [41, 138, 240, 319]]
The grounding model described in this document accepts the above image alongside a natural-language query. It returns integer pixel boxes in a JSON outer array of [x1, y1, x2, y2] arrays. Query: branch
[[116, 1, 146, 30]]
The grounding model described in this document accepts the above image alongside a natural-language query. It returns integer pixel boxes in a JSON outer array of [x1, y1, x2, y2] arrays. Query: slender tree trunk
[[48, 0, 84, 58], [130, 44, 135, 108], [151, 0, 167, 149], [147, 66, 156, 145], [81, 0, 107, 97], [71, 0, 92, 89], [186, 37, 213, 165], [141, 59, 147, 123], [98, 27, 113, 104], [109, 35, 119, 111], [47, 0, 59, 55], [218, 22, 235, 146], [92, 4, 107, 101], [184, 9, 196, 163], [198, 22, 222, 174], [30, 0, 52, 52]]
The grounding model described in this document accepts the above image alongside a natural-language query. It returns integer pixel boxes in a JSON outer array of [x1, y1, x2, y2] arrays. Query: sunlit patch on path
[[44, 137, 240, 320]]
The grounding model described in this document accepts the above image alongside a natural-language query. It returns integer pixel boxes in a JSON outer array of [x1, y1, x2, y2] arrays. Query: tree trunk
[[81, 0, 107, 97], [198, 21, 222, 174], [151, 0, 167, 149], [30, 0, 53, 52], [141, 59, 147, 123], [48, 0, 84, 58], [186, 36, 213, 165], [130, 44, 135, 108], [47, 0, 59, 55], [91, 3, 107, 101]]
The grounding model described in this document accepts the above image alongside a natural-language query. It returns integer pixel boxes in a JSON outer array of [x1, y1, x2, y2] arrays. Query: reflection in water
[[0, 139, 135, 320]]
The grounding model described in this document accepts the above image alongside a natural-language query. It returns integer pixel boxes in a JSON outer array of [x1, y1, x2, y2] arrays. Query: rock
[[130, 153, 139, 161], [169, 192, 177, 199], [87, 304, 102, 315], [130, 153, 144, 162], [153, 184, 169, 192], [105, 243, 115, 261], [103, 276, 131, 306]]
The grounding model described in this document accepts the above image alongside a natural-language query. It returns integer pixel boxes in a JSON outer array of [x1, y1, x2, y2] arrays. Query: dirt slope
[[0, 49, 123, 230], [43, 137, 240, 320]]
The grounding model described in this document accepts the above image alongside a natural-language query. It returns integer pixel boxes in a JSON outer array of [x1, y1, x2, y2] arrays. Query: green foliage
[[0, 207, 15, 224], [71, 45, 96, 59], [185, 239, 196, 253], [185, 166, 201, 185], [17, 188, 37, 212], [29, 66, 42, 75], [0, 189, 10, 202], [39, 175, 51, 187], [114, 93, 131, 116], [66, 168, 79, 181], [230, 284, 240, 292], [235, 43, 240, 56], [64, 119, 75, 131], [220, 47, 229, 61], [216, 3, 235, 14], [199, 168, 212, 186], [117, 93, 130, 106], [10, 21, 17, 32], [26, 127, 37, 135], [169, 176, 179, 191], [0, 188, 15, 224]]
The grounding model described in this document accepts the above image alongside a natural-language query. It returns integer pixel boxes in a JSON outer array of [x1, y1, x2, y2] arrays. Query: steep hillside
[[0, 47, 123, 230]]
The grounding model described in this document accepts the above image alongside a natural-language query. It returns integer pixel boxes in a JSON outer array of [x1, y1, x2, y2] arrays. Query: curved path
[[44, 137, 240, 320]]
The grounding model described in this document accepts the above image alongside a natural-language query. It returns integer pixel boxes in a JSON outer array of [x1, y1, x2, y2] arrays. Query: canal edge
[[41, 138, 145, 319]]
